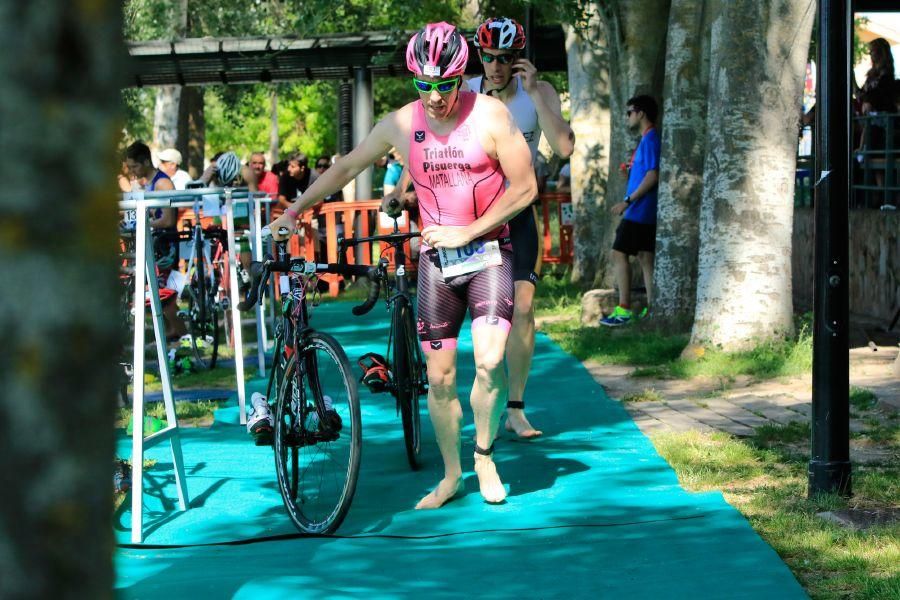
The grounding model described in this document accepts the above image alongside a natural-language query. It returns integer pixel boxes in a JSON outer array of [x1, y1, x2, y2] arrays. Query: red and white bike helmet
[[474, 17, 526, 51], [406, 22, 469, 78]]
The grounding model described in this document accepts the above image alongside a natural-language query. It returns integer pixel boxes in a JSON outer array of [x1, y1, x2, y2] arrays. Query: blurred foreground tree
[[0, 0, 123, 596]]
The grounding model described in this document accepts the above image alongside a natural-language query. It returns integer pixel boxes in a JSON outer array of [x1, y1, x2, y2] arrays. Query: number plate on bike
[[437, 239, 501, 279], [121, 209, 137, 230]]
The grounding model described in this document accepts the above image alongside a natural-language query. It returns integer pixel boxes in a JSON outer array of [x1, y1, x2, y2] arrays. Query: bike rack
[[118, 187, 271, 542]]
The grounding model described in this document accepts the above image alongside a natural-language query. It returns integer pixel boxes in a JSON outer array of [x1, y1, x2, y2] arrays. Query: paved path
[[580, 344, 899, 464]]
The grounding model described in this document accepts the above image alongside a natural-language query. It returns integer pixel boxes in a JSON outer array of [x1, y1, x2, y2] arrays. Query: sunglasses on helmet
[[412, 77, 461, 94], [480, 52, 517, 65]]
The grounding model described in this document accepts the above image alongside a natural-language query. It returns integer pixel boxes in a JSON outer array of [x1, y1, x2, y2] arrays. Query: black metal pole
[[525, 5, 535, 64], [809, 0, 852, 497]]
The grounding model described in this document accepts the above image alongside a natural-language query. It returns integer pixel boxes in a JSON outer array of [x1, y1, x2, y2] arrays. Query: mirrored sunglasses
[[412, 77, 461, 94], [480, 52, 517, 65]]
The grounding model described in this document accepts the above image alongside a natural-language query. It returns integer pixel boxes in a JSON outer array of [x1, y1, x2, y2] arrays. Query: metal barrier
[[854, 112, 899, 209], [796, 114, 899, 209], [118, 187, 269, 543]]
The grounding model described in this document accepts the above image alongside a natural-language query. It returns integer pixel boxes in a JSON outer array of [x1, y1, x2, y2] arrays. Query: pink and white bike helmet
[[406, 22, 468, 78]]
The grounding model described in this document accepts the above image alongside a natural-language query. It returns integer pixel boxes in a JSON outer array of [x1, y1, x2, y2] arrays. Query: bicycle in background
[[179, 206, 228, 370], [239, 226, 380, 534], [340, 209, 427, 471]]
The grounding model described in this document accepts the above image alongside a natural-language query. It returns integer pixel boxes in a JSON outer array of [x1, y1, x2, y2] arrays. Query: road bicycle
[[339, 213, 427, 470], [179, 200, 229, 370], [239, 226, 380, 534]]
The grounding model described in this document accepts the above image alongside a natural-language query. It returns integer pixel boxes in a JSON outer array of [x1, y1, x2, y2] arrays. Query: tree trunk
[[575, 0, 669, 287], [269, 86, 280, 164], [566, 14, 611, 286], [153, 86, 181, 150], [152, 0, 188, 153], [0, 1, 122, 596], [690, 0, 815, 349], [177, 86, 205, 178], [652, 0, 713, 325]]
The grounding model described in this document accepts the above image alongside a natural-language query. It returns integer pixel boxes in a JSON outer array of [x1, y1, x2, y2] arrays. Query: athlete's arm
[[514, 59, 574, 158], [149, 177, 176, 228], [531, 81, 574, 158], [381, 165, 413, 216], [273, 113, 399, 236]]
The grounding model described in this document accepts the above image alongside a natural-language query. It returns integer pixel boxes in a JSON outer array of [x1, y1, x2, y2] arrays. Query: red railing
[[538, 192, 574, 265]]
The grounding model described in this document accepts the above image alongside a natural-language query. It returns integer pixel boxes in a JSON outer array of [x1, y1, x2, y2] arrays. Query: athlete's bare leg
[[415, 348, 464, 509], [505, 279, 542, 438], [470, 325, 509, 503]]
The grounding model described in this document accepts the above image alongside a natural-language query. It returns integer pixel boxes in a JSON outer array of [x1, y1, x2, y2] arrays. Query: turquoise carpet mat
[[115, 302, 805, 598]]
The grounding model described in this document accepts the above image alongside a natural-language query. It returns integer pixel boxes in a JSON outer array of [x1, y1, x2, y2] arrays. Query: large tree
[[651, 0, 712, 324], [690, 0, 814, 349], [0, 1, 123, 596]]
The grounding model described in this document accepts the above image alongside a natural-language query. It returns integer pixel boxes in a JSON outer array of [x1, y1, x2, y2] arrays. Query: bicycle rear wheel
[[393, 298, 423, 470], [274, 331, 361, 534], [186, 281, 220, 369]]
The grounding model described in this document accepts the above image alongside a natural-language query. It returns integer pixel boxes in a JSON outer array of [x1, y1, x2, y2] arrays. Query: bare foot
[[415, 476, 463, 510], [473, 454, 507, 503], [505, 409, 542, 439]]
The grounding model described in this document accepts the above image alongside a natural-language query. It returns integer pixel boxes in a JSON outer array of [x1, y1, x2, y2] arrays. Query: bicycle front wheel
[[274, 331, 361, 534], [393, 297, 423, 470]]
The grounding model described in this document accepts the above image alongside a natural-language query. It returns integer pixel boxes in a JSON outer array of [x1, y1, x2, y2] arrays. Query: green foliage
[[120, 88, 155, 147], [205, 82, 339, 159], [120, 1, 586, 163]]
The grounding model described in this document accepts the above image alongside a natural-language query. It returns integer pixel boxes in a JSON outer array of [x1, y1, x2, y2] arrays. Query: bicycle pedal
[[251, 426, 274, 446]]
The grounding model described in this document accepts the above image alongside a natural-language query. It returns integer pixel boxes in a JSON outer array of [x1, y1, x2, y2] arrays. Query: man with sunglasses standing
[[269, 22, 537, 509], [467, 17, 575, 439], [600, 95, 660, 327]]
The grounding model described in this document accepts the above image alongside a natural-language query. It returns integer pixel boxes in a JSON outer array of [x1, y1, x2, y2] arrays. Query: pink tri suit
[[407, 91, 516, 353]]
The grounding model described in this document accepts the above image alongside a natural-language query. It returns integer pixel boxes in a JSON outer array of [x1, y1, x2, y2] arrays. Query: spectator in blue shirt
[[601, 95, 661, 327]]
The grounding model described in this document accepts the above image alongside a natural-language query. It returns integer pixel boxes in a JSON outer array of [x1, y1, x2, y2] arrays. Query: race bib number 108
[[437, 239, 501, 279]]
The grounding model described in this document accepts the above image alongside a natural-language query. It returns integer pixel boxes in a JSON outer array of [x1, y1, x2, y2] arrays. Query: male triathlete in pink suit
[[270, 22, 536, 508]]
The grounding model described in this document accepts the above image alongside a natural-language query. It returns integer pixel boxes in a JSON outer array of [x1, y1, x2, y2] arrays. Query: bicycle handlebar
[[237, 256, 382, 315]]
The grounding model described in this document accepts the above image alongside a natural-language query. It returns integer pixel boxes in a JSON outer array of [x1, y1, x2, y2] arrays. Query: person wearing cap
[[157, 148, 192, 190], [269, 22, 537, 509]]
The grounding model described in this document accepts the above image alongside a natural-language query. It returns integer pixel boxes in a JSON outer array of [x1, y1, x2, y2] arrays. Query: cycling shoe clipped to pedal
[[247, 392, 274, 446], [357, 352, 392, 393]]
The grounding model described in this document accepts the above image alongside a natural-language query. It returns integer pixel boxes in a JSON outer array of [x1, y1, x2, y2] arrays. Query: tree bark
[[576, 0, 669, 287], [690, 0, 815, 349], [152, 0, 188, 152], [565, 13, 611, 286], [652, 0, 713, 325], [0, 1, 122, 597], [177, 86, 205, 178], [269, 86, 280, 164], [153, 86, 181, 150]]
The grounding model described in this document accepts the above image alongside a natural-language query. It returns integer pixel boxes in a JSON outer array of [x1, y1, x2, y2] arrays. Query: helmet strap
[[481, 75, 516, 99]]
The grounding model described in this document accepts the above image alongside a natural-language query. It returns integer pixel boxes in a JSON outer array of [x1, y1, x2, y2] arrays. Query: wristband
[[624, 195, 632, 206], [285, 206, 299, 220]]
